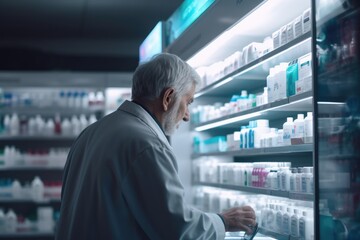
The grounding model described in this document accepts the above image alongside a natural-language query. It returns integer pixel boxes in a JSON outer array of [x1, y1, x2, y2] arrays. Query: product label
[[290, 177, 295, 191], [267, 211, 275, 230], [273, 31, 280, 49], [294, 17, 302, 38], [280, 26, 288, 46], [287, 24, 294, 42], [283, 215, 290, 234], [299, 218, 306, 238], [291, 216, 299, 237]]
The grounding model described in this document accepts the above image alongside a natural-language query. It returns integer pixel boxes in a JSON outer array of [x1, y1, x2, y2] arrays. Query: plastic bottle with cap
[[0, 209, 5, 232], [266, 67, 276, 103], [88, 114, 97, 125], [31, 176, 44, 202], [283, 117, 295, 145], [282, 206, 292, 234], [237, 90, 248, 112], [254, 119, 270, 148], [12, 180, 22, 199], [299, 209, 314, 240], [301, 167, 312, 193], [5, 209, 17, 232], [9, 113, 19, 136], [290, 208, 300, 237], [276, 204, 285, 232], [304, 112, 313, 143], [294, 114, 305, 139]]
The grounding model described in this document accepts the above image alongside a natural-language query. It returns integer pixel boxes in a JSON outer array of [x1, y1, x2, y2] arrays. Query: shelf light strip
[[194, 112, 261, 131], [194, 96, 313, 131], [317, 101, 345, 105]]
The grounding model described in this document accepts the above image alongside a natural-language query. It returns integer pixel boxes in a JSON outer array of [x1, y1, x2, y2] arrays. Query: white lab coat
[[56, 100, 225, 240]]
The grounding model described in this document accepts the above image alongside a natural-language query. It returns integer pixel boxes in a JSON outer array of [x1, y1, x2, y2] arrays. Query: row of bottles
[[0, 113, 97, 137], [0, 177, 61, 201], [191, 52, 312, 126], [0, 89, 105, 109], [0, 207, 57, 233], [193, 113, 313, 154], [194, 8, 311, 90], [260, 201, 313, 239], [193, 187, 313, 239], [193, 161, 313, 193], [191, 88, 268, 124], [0, 146, 69, 167]]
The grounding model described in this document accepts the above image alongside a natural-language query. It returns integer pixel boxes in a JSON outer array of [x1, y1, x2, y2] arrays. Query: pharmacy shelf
[[194, 32, 311, 98], [0, 198, 61, 204], [0, 135, 76, 141], [0, 106, 102, 116], [192, 144, 313, 158], [0, 231, 54, 238], [194, 182, 314, 201], [192, 91, 313, 131], [258, 228, 290, 240], [0, 166, 64, 171]]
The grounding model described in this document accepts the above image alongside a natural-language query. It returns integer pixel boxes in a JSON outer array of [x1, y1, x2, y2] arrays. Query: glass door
[[314, 0, 360, 239]]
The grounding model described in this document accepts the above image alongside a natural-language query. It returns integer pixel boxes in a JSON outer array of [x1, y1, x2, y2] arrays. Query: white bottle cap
[[307, 112, 313, 117], [287, 117, 294, 122], [241, 90, 247, 96], [297, 114, 304, 120]]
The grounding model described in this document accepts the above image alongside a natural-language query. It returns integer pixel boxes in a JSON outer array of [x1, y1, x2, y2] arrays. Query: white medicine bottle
[[12, 180, 22, 199], [9, 113, 20, 136], [304, 112, 313, 143], [294, 114, 305, 139], [31, 176, 44, 202], [290, 208, 300, 237], [0, 209, 5, 232], [88, 114, 97, 125], [283, 117, 294, 145], [299, 209, 314, 240], [5, 209, 17, 232]]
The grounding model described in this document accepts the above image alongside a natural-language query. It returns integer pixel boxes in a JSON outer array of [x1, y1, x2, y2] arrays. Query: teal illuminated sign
[[167, 0, 215, 45], [139, 22, 164, 63]]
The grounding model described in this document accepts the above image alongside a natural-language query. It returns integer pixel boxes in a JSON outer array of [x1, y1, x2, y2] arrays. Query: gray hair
[[131, 53, 200, 101]]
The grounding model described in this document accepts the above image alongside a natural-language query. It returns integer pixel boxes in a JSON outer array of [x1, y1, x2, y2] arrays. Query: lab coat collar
[[118, 100, 172, 149]]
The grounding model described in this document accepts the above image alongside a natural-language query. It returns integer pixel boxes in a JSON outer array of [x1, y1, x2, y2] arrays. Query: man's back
[[56, 101, 170, 239]]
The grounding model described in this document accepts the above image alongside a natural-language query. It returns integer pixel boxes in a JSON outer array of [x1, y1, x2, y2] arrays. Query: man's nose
[[183, 109, 190, 122]]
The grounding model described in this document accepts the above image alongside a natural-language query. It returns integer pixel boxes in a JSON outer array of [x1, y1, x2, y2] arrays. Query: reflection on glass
[[316, 0, 360, 239]]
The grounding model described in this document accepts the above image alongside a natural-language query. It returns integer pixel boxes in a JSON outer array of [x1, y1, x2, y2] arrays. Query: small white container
[[304, 112, 313, 143], [12, 180, 22, 199], [0, 209, 6, 232], [272, 30, 280, 49], [31, 176, 44, 202], [290, 208, 300, 237], [5, 209, 17, 232], [280, 25, 288, 46], [283, 117, 295, 146], [294, 114, 305, 139], [302, 8, 311, 33], [293, 15, 303, 38], [287, 21, 295, 43]]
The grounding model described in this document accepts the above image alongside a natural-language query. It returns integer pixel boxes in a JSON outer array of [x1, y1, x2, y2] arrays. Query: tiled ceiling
[[0, 0, 183, 72]]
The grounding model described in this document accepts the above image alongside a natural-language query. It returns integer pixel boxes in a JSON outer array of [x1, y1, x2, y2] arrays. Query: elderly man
[[56, 53, 256, 240]]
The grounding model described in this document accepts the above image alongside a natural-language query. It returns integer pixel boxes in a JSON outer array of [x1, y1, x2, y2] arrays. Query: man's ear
[[162, 87, 175, 111]]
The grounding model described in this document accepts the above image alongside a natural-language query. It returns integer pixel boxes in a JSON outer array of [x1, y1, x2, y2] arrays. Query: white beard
[[163, 99, 180, 135]]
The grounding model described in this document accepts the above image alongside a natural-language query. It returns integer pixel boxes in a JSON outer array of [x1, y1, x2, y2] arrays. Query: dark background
[[0, 0, 183, 72]]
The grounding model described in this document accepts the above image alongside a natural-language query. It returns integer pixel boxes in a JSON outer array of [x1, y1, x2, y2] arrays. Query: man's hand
[[219, 206, 257, 234]]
